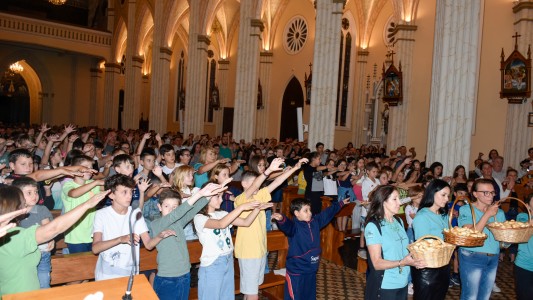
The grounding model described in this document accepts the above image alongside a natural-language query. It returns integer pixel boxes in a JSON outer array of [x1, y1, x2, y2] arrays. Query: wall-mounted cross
[[513, 32, 521, 50]]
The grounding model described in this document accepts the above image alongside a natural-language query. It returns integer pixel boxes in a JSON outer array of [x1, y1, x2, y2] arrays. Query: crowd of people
[[0, 123, 532, 300]]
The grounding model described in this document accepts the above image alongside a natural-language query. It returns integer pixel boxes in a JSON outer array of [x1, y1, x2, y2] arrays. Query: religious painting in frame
[[382, 62, 403, 106], [500, 43, 531, 104]]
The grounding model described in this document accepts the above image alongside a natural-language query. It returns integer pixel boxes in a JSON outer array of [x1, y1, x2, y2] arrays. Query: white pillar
[[503, 2, 533, 167], [426, 0, 482, 176], [103, 62, 121, 128], [256, 51, 273, 139], [308, 0, 345, 149], [387, 24, 417, 150], [124, 56, 143, 129], [233, 1, 263, 142], [353, 49, 369, 146], [148, 0, 171, 133]]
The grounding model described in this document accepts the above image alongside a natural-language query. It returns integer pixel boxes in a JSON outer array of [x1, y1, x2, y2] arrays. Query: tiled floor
[[263, 251, 517, 299]]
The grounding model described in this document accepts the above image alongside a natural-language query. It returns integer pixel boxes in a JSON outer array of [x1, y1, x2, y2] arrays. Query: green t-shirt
[[62, 179, 100, 244], [515, 213, 533, 272], [0, 225, 40, 297]]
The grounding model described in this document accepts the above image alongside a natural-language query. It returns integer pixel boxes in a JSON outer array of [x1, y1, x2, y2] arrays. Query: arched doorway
[[0, 70, 30, 124], [279, 77, 304, 141]]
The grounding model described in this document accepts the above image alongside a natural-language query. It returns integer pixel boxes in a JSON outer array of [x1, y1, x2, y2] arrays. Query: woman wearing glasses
[[364, 185, 425, 299], [458, 178, 506, 300], [412, 179, 451, 299]]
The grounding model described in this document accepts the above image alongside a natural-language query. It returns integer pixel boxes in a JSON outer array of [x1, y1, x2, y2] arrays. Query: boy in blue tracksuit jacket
[[272, 197, 349, 300]]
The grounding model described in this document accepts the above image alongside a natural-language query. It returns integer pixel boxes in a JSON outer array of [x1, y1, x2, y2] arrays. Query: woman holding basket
[[364, 185, 425, 299], [458, 178, 506, 300], [412, 179, 451, 300], [514, 193, 533, 300]]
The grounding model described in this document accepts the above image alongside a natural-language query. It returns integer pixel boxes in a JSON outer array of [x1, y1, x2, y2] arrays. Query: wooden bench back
[[51, 230, 288, 285]]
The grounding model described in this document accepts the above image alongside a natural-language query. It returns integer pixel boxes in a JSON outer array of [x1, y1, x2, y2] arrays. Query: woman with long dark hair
[[364, 185, 425, 299], [412, 179, 451, 299]]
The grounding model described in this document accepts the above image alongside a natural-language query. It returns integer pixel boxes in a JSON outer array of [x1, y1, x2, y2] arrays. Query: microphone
[[122, 210, 142, 300]]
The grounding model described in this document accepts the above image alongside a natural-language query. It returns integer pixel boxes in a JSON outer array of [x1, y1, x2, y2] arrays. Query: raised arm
[[244, 158, 284, 198], [36, 191, 109, 244], [67, 179, 104, 198], [267, 158, 308, 193], [202, 201, 261, 229], [272, 213, 296, 237]]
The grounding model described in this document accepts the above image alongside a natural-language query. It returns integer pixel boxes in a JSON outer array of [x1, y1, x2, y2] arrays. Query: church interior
[[0, 0, 532, 299]]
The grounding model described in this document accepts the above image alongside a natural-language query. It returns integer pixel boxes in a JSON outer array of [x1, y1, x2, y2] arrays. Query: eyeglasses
[[477, 191, 496, 197]]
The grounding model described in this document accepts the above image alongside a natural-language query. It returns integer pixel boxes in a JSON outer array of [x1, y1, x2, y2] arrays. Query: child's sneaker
[[357, 249, 367, 260], [408, 283, 414, 295], [492, 283, 501, 293], [450, 273, 461, 286]]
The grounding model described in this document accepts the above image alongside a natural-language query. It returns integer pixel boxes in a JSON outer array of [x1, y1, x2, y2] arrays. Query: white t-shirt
[[361, 177, 379, 217], [93, 207, 148, 281], [162, 164, 178, 175], [405, 205, 418, 228], [194, 211, 233, 267]]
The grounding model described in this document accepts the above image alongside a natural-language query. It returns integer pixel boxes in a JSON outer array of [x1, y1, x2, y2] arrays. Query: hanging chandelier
[[49, 0, 67, 5], [9, 61, 23, 73]]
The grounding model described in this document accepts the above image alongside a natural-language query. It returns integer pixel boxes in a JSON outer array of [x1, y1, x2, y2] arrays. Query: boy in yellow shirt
[[234, 157, 307, 300]]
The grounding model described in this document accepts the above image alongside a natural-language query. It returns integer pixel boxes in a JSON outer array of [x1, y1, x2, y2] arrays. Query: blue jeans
[[67, 242, 92, 254], [154, 272, 191, 300], [459, 249, 499, 300], [37, 251, 51, 289], [198, 254, 234, 300]]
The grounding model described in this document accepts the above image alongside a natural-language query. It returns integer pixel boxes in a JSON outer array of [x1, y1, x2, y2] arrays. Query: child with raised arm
[[151, 182, 230, 300], [272, 197, 349, 300], [194, 185, 272, 300], [234, 157, 307, 300], [92, 174, 174, 281], [61, 155, 103, 254], [12, 177, 54, 289]]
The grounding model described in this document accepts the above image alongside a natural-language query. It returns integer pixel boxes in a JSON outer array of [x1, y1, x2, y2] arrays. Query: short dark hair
[[105, 174, 136, 193], [12, 177, 38, 190], [159, 188, 182, 204], [112, 154, 134, 168], [71, 155, 94, 167], [316, 142, 324, 149], [140, 148, 156, 160], [72, 138, 85, 150], [159, 144, 174, 157], [8, 148, 32, 164], [64, 149, 84, 166], [290, 198, 311, 216], [454, 183, 468, 194], [93, 141, 104, 150]]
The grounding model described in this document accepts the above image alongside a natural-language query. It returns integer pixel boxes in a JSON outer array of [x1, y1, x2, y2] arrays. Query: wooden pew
[[50, 231, 288, 300]]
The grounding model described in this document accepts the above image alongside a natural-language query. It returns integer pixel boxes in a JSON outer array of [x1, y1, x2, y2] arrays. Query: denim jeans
[[198, 254, 234, 300], [459, 248, 499, 300], [37, 251, 51, 289], [154, 272, 191, 300], [67, 242, 92, 254]]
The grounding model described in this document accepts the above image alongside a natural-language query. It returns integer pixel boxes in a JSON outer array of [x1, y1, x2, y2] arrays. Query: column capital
[[395, 24, 418, 33], [357, 49, 370, 56], [90, 68, 103, 74], [132, 55, 145, 63], [513, 1, 533, 13], [251, 19, 265, 32], [197, 35, 211, 45], [159, 47, 173, 56], [104, 62, 121, 72], [218, 59, 230, 71]]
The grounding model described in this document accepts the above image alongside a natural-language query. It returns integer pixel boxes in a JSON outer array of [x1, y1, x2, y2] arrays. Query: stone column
[[123, 56, 143, 129], [387, 24, 417, 150], [308, 0, 345, 149], [256, 51, 273, 139], [183, 35, 210, 136], [103, 62, 121, 128], [353, 49, 369, 146], [147, 0, 171, 133], [149, 47, 172, 133], [426, 0, 482, 176], [503, 2, 533, 168], [89, 68, 104, 126], [232, 1, 264, 142], [214, 59, 230, 136]]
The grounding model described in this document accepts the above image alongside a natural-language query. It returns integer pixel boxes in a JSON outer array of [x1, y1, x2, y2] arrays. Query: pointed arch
[[280, 76, 304, 141], [135, 3, 154, 56], [114, 18, 127, 63]]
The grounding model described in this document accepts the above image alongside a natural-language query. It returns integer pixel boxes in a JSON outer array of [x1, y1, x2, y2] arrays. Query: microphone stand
[[122, 209, 138, 300]]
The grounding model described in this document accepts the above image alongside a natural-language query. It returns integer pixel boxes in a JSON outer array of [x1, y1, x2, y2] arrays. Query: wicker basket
[[487, 197, 533, 243], [407, 235, 456, 268], [443, 197, 487, 247]]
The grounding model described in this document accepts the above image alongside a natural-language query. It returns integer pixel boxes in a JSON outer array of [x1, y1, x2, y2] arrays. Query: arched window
[[175, 51, 185, 121], [205, 52, 216, 123], [335, 19, 353, 127]]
